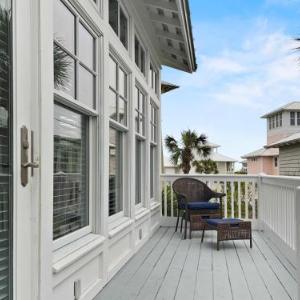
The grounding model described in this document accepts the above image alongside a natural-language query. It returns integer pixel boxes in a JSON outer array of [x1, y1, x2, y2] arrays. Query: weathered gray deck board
[[95, 228, 297, 300]]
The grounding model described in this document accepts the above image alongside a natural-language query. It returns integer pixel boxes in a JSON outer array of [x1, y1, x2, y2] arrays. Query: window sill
[[150, 202, 161, 211], [108, 217, 133, 239], [135, 207, 150, 221], [53, 234, 106, 274]]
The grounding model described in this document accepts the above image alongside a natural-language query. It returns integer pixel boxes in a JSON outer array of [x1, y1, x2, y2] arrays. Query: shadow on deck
[[95, 227, 297, 300]]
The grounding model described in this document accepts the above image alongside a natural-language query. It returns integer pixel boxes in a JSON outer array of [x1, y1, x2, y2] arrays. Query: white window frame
[[54, 0, 98, 109], [149, 62, 159, 94], [53, 0, 100, 250], [108, 51, 130, 221], [135, 83, 147, 209], [53, 96, 97, 250], [150, 101, 158, 202], [134, 34, 146, 76], [290, 112, 296, 126], [108, 53, 129, 125], [108, 122, 127, 222], [109, 0, 129, 49], [135, 136, 146, 209]]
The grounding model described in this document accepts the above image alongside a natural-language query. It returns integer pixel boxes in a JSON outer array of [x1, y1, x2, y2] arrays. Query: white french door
[[12, 0, 54, 299]]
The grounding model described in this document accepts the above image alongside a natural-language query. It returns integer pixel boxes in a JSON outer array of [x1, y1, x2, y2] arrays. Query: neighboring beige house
[[164, 142, 237, 174], [242, 101, 300, 175], [267, 132, 300, 176]]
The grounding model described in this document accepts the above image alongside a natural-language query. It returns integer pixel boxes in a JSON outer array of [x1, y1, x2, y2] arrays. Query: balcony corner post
[[257, 175, 264, 232], [296, 186, 300, 300]]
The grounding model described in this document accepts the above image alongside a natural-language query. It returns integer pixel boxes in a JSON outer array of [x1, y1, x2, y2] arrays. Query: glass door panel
[[0, 0, 12, 299]]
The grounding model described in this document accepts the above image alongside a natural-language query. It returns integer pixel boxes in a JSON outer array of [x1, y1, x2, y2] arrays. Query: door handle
[[22, 162, 39, 168], [21, 126, 39, 187]]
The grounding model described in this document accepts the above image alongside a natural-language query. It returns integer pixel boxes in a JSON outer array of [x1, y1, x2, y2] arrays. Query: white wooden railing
[[160, 174, 300, 265], [259, 175, 300, 264]]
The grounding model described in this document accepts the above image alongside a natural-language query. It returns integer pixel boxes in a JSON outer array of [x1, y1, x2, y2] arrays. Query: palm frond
[[165, 135, 179, 152], [54, 42, 71, 88]]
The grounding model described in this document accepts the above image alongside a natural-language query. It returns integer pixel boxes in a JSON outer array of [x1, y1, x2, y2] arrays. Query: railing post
[[296, 186, 300, 300], [257, 176, 264, 231]]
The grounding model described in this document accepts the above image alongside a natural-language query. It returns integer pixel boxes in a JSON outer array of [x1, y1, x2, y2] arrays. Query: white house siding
[[279, 144, 300, 176]]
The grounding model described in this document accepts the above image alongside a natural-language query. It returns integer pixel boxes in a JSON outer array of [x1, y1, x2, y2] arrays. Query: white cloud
[[201, 56, 246, 74], [175, 23, 300, 111]]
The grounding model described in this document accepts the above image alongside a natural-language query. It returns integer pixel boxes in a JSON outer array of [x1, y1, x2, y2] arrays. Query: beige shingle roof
[[241, 148, 279, 159], [261, 101, 300, 118]]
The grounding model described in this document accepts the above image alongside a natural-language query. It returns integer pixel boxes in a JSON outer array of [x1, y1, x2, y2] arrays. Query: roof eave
[[181, 0, 197, 72]]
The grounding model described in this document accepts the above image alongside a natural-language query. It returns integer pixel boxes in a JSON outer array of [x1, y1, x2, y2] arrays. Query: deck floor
[[95, 227, 297, 300]]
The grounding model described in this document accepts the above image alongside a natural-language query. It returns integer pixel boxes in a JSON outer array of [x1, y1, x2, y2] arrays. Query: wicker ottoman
[[203, 218, 252, 250]]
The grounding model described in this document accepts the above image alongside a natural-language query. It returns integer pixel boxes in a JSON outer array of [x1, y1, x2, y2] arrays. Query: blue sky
[[161, 0, 300, 165]]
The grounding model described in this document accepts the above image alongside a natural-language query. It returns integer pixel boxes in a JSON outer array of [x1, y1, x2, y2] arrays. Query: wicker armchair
[[172, 178, 226, 239]]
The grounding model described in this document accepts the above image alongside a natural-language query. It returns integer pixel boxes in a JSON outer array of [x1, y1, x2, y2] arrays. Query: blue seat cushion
[[186, 202, 220, 210], [206, 218, 242, 227]]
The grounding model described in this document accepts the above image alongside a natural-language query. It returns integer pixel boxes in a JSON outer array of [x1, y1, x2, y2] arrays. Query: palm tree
[[165, 129, 211, 174], [192, 159, 218, 174]]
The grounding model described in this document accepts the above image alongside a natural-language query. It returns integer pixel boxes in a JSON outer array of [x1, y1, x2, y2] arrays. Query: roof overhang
[[138, 0, 197, 73], [266, 133, 300, 148]]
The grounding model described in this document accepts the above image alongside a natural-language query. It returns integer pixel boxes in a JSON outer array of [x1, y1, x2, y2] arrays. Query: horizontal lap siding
[[279, 144, 300, 176]]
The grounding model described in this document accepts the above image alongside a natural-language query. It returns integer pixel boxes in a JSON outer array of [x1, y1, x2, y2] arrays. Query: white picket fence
[[160, 174, 300, 265]]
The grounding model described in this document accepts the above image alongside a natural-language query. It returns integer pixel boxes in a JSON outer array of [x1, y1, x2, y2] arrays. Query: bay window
[[135, 86, 146, 206], [109, 0, 128, 49], [53, 0, 98, 243]]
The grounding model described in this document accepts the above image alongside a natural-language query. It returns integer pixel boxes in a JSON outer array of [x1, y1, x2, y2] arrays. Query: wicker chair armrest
[[212, 192, 226, 199]]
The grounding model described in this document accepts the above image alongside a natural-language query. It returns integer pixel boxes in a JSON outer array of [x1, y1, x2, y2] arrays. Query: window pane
[[109, 128, 123, 216], [79, 23, 94, 70], [119, 97, 127, 125], [78, 65, 94, 108], [135, 111, 139, 132], [109, 89, 117, 120], [135, 37, 139, 66], [140, 48, 145, 74], [53, 105, 89, 240], [109, 0, 118, 35], [0, 1, 13, 297], [150, 147, 155, 198], [54, 0, 75, 53], [109, 56, 117, 91], [56, 49, 76, 98], [138, 91, 144, 112], [135, 87, 139, 110], [297, 112, 300, 125], [291, 112, 295, 126], [119, 8, 128, 48], [139, 115, 144, 136], [135, 139, 142, 205], [119, 68, 127, 98]]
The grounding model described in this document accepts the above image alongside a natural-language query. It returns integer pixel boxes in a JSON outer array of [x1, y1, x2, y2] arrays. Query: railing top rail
[[160, 174, 259, 180], [161, 173, 300, 182]]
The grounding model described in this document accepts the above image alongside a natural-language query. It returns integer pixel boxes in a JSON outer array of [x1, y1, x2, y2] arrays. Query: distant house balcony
[[96, 174, 300, 300]]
